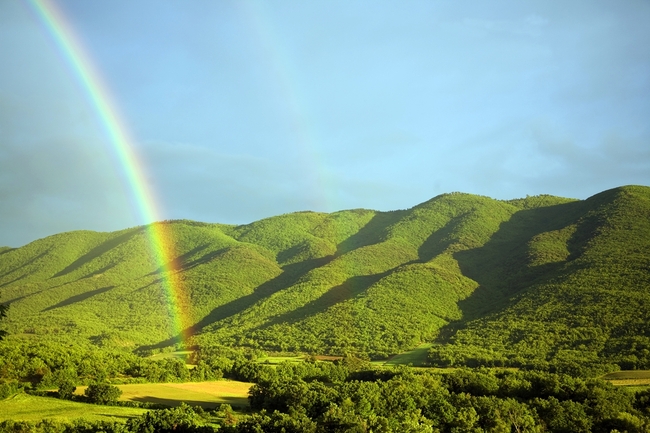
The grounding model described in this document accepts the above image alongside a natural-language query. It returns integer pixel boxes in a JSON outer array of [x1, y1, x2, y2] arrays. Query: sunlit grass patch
[[602, 370, 650, 380], [602, 370, 650, 388], [0, 393, 147, 422], [147, 350, 194, 362], [372, 343, 433, 367], [257, 355, 306, 364], [75, 380, 252, 409]]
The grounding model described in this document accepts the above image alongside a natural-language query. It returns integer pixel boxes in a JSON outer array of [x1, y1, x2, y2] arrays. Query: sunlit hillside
[[0, 185, 648, 372]]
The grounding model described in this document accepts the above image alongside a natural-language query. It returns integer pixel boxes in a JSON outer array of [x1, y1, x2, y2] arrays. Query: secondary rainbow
[[27, 0, 191, 343], [238, 0, 334, 213]]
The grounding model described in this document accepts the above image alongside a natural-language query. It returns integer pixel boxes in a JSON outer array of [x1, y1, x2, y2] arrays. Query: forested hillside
[[0, 185, 648, 370]]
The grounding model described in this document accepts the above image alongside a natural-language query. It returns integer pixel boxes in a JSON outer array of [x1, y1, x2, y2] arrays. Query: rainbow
[[27, 0, 191, 344]]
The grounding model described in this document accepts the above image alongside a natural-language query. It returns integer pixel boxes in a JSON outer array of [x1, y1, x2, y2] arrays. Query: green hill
[[0, 186, 648, 370], [429, 185, 650, 373]]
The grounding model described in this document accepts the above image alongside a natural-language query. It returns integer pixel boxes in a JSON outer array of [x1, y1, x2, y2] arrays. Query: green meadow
[[377, 342, 433, 367], [257, 355, 307, 365], [147, 350, 194, 362], [0, 393, 147, 423], [602, 370, 650, 389]]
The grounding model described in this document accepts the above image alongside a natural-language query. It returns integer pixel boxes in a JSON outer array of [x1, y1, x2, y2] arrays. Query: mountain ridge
[[1, 185, 648, 371]]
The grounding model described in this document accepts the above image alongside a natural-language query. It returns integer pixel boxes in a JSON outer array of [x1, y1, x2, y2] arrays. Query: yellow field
[[0, 393, 147, 422], [75, 380, 252, 409]]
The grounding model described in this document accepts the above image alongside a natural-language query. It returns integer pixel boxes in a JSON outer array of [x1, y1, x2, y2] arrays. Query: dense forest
[[2, 352, 650, 432], [1, 185, 648, 369]]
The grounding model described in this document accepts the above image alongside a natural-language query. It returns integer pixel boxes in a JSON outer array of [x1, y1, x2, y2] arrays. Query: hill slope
[[0, 186, 648, 368], [429, 185, 650, 372]]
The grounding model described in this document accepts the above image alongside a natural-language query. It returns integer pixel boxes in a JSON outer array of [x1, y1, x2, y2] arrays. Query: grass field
[[313, 355, 343, 361], [602, 370, 650, 388], [75, 380, 252, 409], [372, 343, 433, 367], [148, 350, 194, 362], [257, 355, 306, 364], [255, 345, 434, 368], [0, 393, 147, 422]]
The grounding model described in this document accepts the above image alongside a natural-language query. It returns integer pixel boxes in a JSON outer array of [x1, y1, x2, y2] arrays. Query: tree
[[127, 404, 208, 433], [216, 403, 236, 427], [58, 379, 76, 400], [84, 383, 122, 405], [0, 304, 7, 340]]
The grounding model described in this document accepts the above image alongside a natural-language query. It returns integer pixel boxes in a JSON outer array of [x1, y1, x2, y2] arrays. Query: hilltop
[[0, 185, 649, 371]]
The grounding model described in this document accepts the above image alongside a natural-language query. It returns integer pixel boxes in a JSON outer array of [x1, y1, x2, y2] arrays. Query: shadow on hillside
[[177, 245, 226, 270], [96, 415, 135, 420], [0, 249, 52, 282], [261, 271, 392, 328], [150, 244, 225, 275], [52, 229, 141, 279], [2, 289, 43, 305], [253, 211, 411, 327], [417, 214, 466, 262], [189, 212, 413, 334], [129, 396, 246, 409], [41, 285, 115, 312], [435, 200, 586, 342], [337, 210, 408, 254], [0, 273, 29, 289], [88, 262, 118, 277], [138, 255, 336, 351], [0, 248, 15, 257], [140, 209, 423, 351]]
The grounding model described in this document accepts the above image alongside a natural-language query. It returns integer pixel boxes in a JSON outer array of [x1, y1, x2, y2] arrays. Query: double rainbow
[[28, 0, 191, 344]]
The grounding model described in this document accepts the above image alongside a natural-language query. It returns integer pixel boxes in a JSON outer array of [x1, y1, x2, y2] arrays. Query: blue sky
[[1, 0, 649, 247]]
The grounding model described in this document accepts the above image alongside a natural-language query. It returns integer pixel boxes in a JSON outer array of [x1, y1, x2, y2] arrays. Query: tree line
[[3, 364, 650, 432]]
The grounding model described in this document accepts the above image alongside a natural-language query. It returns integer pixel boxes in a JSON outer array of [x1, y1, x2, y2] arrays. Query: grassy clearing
[[601, 370, 650, 388], [620, 386, 650, 393], [75, 380, 252, 409], [255, 345, 438, 369], [313, 355, 343, 361], [0, 393, 147, 422], [602, 370, 650, 381], [148, 350, 193, 362], [373, 343, 433, 367], [257, 355, 306, 365], [607, 380, 650, 387]]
